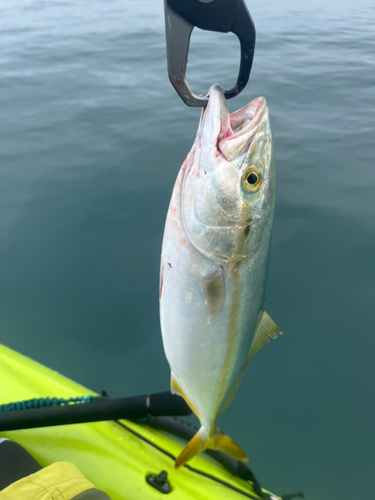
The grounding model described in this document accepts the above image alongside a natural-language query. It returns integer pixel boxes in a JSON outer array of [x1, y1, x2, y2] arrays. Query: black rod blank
[[0, 392, 191, 432]]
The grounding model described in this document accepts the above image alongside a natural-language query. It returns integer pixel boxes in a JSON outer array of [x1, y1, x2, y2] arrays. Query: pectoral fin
[[220, 310, 281, 413]]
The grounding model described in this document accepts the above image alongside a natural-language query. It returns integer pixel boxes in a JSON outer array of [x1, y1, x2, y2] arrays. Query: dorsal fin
[[248, 310, 282, 359], [220, 311, 282, 413]]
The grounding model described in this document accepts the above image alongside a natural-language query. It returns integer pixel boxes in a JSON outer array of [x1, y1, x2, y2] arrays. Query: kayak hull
[[0, 344, 277, 500]]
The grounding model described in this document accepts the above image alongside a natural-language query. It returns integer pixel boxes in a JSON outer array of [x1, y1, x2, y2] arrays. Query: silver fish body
[[160, 84, 280, 468]]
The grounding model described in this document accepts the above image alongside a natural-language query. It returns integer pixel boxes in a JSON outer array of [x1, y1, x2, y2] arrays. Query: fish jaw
[[197, 83, 231, 174], [197, 84, 268, 172], [219, 96, 268, 166]]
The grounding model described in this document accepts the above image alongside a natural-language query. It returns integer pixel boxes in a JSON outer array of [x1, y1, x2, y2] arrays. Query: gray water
[[0, 1, 374, 498]]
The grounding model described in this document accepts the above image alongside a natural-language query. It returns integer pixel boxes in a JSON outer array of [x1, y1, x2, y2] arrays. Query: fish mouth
[[200, 84, 267, 167]]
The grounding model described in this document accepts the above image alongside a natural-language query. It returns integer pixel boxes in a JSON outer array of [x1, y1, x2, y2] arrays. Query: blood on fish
[[220, 128, 234, 140], [172, 220, 187, 246], [159, 265, 164, 299]]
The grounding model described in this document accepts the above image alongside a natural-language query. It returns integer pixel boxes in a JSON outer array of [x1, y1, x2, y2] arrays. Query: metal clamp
[[164, 0, 256, 107]]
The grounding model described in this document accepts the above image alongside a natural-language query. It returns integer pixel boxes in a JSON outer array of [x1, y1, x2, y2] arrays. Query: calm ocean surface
[[0, 0, 374, 498]]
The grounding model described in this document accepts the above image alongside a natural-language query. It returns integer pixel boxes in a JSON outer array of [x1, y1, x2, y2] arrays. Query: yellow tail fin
[[174, 427, 247, 469]]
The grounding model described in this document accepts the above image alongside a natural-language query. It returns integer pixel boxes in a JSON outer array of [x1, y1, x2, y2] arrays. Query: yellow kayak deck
[[0, 344, 278, 500]]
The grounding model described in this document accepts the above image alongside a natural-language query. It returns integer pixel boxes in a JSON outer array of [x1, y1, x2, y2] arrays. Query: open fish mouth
[[219, 95, 267, 167], [200, 84, 267, 167]]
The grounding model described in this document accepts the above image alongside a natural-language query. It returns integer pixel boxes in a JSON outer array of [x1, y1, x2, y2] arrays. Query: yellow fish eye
[[242, 166, 262, 192]]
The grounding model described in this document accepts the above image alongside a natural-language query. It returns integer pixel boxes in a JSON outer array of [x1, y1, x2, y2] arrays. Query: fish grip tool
[[164, 0, 256, 107]]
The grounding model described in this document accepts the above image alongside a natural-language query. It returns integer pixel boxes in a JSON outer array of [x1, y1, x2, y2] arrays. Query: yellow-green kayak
[[0, 344, 279, 500]]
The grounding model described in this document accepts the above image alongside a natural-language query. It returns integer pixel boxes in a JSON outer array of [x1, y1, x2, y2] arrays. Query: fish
[[159, 84, 281, 469]]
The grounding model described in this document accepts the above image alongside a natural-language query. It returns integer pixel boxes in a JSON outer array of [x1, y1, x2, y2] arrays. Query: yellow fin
[[174, 428, 205, 469], [215, 430, 248, 461], [221, 310, 281, 413], [248, 310, 282, 359], [174, 427, 247, 469], [171, 373, 201, 419]]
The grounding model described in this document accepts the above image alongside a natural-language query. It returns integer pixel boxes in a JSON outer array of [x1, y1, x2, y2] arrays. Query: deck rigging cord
[[0, 396, 96, 412]]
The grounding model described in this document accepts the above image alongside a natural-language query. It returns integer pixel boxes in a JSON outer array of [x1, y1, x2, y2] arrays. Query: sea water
[[0, 1, 374, 498]]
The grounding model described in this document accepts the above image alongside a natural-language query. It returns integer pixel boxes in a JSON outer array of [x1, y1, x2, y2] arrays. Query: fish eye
[[247, 172, 258, 185], [242, 166, 262, 192]]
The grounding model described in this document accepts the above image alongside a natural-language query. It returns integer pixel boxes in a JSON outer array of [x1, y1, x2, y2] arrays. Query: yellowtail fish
[[160, 84, 281, 469]]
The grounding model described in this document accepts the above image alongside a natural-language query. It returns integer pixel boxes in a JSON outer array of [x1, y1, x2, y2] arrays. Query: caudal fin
[[174, 426, 247, 469]]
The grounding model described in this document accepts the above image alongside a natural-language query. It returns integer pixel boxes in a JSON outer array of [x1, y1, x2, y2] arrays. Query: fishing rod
[[0, 392, 191, 432]]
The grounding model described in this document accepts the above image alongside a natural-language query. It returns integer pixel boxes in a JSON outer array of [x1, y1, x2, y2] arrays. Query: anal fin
[[171, 373, 200, 419]]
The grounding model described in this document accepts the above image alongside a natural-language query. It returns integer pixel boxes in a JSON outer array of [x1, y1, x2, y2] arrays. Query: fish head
[[182, 84, 275, 262]]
